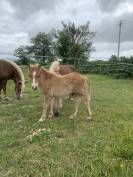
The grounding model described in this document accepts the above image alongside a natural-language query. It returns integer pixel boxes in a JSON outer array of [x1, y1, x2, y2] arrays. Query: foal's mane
[[41, 67, 61, 79], [6, 60, 25, 90]]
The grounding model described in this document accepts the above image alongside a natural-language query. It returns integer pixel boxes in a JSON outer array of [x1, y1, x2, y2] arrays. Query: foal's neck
[[39, 69, 56, 88], [41, 68, 55, 79]]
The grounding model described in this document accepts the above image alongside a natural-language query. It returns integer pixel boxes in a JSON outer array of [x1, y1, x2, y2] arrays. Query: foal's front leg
[[39, 96, 51, 122]]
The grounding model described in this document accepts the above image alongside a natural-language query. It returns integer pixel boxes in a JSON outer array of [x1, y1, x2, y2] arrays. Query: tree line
[[15, 21, 95, 65], [109, 55, 133, 64]]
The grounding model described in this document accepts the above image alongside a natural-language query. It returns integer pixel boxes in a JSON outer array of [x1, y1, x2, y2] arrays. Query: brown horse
[[49, 61, 76, 116], [49, 61, 76, 74], [29, 64, 92, 122], [0, 60, 25, 99]]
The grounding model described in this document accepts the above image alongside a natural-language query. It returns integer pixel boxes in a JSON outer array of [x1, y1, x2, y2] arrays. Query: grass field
[[0, 69, 133, 177]]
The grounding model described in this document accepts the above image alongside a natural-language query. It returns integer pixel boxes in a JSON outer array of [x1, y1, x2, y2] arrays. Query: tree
[[14, 46, 30, 65], [15, 22, 95, 65], [109, 55, 119, 63], [29, 32, 54, 63], [53, 21, 95, 64], [119, 56, 133, 63], [129, 56, 133, 64]]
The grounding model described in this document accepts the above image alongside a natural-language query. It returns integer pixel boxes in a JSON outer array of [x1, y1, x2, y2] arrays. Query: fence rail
[[75, 63, 133, 78], [21, 62, 133, 78]]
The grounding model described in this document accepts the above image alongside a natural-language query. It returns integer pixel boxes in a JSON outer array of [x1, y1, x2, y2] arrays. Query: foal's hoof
[[48, 114, 54, 119], [54, 111, 59, 117], [39, 117, 45, 122], [86, 116, 92, 121], [69, 115, 74, 120], [70, 98, 74, 101]]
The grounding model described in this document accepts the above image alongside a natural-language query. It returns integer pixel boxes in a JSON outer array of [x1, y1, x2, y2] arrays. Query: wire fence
[[1, 52, 133, 78], [76, 62, 133, 78]]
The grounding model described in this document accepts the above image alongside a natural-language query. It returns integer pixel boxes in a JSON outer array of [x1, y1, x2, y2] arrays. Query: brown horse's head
[[29, 64, 41, 91]]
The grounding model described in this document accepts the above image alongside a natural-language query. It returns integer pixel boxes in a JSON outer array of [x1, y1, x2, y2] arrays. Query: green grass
[[0, 69, 133, 177]]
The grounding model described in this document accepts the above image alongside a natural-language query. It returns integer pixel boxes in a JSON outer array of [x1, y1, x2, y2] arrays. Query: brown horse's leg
[[1, 81, 9, 100], [0, 85, 2, 99], [3, 81, 7, 98], [0, 81, 7, 99]]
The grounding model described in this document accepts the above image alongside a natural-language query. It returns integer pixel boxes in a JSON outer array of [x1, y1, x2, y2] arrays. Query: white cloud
[[0, 33, 29, 52], [91, 41, 133, 60]]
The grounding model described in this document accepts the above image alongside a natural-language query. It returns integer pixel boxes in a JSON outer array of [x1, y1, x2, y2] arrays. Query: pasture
[[0, 68, 133, 177]]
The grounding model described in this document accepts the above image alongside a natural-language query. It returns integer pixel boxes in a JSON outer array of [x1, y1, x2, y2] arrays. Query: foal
[[29, 64, 92, 122]]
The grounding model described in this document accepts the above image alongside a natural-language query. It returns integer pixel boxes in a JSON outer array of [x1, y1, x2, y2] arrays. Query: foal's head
[[29, 64, 41, 90]]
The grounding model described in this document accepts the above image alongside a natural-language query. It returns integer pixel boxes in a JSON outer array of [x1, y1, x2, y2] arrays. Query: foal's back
[[62, 72, 86, 87], [51, 72, 87, 92]]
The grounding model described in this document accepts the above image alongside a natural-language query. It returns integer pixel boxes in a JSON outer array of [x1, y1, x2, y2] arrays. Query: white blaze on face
[[32, 71, 38, 89]]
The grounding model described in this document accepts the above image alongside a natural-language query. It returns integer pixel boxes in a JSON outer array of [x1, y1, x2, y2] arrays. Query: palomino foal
[[29, 64, 92, 122]]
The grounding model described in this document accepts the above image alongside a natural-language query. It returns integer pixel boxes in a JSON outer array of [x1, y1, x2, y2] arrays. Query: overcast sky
[[0, 0, 133, 60]]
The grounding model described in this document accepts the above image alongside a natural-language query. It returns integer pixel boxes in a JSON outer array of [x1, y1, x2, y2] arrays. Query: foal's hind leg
[[53, 98, 60, 117], [70, 97, 81, 119], [83, 96, 92, 120], [48, 97, 55, 118]]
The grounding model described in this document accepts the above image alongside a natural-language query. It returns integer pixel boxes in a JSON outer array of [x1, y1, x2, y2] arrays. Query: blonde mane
[[6, 60, 25, 90], [49, 61, 60, 73]]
